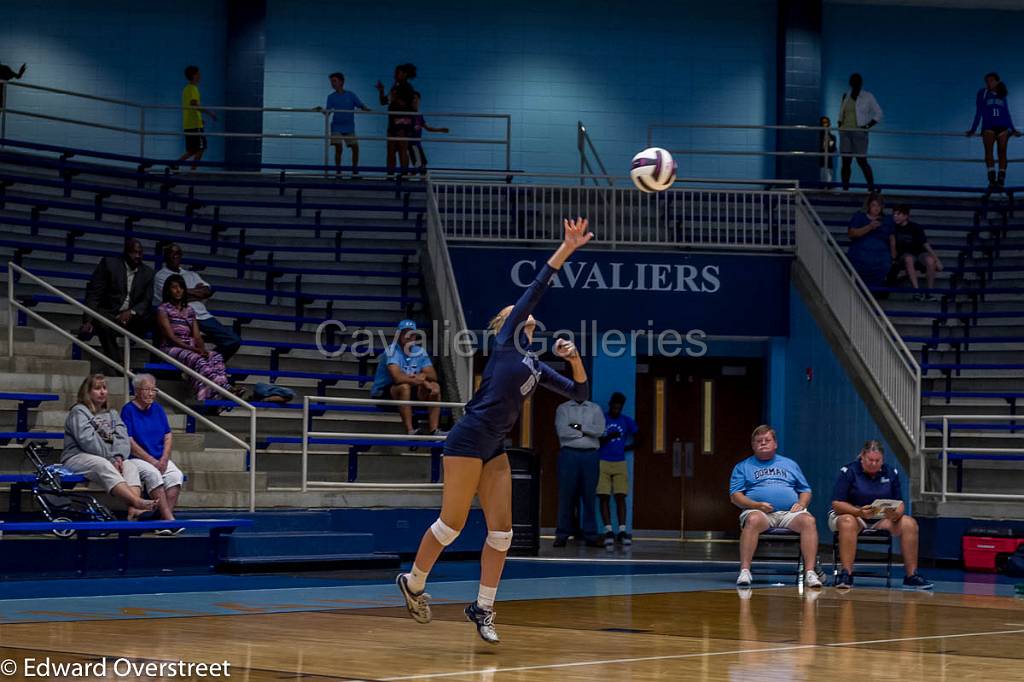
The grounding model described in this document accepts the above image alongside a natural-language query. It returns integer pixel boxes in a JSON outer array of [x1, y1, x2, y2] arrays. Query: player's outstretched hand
[[562, 217, 594, 253], [553, 338, 579, 360]]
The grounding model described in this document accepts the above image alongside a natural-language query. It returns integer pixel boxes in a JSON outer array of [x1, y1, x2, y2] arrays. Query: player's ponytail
[[488, 307, 511, 335]]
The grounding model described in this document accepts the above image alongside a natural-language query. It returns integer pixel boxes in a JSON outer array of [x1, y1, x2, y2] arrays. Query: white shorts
[[131, 458, 185, 493], [739, 508, 810, 530], [62, 453, 142, 493], [827, 510, 884, 532]]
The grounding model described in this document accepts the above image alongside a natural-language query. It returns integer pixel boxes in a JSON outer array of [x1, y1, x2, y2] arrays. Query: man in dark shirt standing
[[889, 205, 942, 301], [830, 440, 932, 590]]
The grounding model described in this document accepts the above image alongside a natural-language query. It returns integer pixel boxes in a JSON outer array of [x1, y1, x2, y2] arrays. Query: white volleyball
[[629, 147, 677, 193]]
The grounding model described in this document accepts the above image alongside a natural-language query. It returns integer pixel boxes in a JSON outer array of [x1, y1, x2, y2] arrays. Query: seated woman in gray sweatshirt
[[62, 374, 155, 518]]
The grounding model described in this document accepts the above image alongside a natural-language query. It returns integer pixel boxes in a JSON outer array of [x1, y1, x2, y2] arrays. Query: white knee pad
[[430, 518, 460, 546], [486, 529, 513, 552]]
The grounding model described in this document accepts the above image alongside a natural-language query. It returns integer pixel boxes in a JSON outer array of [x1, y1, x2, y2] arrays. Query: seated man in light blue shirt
[[728, 424, 821, 588], [370, 319, 442, 435]]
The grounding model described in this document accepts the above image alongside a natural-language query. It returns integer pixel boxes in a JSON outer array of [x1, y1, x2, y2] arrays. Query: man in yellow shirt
[[178, 65, 217, 170]]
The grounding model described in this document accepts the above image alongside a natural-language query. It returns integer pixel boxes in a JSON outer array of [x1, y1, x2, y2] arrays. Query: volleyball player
[[966, 72, 1020, 190], [396, 217, 593, 644]]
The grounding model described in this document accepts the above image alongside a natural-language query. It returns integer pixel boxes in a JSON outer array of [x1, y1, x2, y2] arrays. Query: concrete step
[[3, 408, 188, 431], [173, 448, 247, 472], [184, 470, 269, 492], [221, 530, 375, 558], [0, 355, 91, 375], [178, 509, 335, 532], [174, 486, 442, 509]]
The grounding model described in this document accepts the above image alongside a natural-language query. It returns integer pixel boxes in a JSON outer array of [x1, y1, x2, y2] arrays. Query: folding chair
[[832, 528, 893, 587]]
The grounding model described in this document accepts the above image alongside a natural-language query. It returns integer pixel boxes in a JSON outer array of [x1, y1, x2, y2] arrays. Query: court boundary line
[[377, 627, 1024, 681]]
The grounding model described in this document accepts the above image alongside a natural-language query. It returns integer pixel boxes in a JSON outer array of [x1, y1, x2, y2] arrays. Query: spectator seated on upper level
[[120, 373, 185, 532], [154, 243, 242, 362], [889, 205, 943, 301], [830, 440, 932, 591], [846, 193, 893, 290], [370, 319, 442, 436]]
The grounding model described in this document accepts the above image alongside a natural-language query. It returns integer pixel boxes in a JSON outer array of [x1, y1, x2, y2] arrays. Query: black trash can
[[506, 447, 540, 557]]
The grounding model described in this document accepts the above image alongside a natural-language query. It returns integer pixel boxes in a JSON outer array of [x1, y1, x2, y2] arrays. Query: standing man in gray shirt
[[554, 397, 605, 547]]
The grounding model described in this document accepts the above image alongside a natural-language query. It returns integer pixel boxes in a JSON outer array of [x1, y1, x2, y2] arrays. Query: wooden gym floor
[[0, 561, 1022, 681]]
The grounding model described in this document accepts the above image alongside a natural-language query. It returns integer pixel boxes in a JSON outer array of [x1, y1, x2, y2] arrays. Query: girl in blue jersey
[[397, 217, 593, 644], [966, 72, 1021, 190]]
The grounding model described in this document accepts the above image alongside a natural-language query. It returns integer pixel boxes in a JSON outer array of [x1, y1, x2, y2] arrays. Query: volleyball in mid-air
[[629, 147, 677, 193]]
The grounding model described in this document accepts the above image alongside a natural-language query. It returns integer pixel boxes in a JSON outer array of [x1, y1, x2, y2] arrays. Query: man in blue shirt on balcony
[[317, 72, 371, 176]]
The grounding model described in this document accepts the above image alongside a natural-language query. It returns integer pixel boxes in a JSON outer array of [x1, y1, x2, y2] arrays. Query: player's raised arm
[[496, 218, 594, 345]]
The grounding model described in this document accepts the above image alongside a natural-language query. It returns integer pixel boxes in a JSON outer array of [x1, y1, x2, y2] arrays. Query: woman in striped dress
[[156, 274, 241, 401]]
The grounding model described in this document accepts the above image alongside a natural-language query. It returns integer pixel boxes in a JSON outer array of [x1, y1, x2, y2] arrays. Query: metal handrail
[[425, 180, 474, 402], [919, 414, 1024, 502], [646, 121, 1024, 165], [6, 262, 261, 511], [1, 80, 513, 171], [793, 193, 920, 449], [427, 168, 800, 189], [300, 395, 464, 491], [432, 179, 797, 249], [577, 121, 612, 187], [649, 121, 1003, 140]]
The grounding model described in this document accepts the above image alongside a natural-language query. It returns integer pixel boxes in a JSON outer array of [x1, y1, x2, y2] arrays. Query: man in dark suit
[[79, 238, 155, 370]]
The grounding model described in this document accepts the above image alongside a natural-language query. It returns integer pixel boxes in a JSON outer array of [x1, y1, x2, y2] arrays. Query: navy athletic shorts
[[443, 418, 506, 463]]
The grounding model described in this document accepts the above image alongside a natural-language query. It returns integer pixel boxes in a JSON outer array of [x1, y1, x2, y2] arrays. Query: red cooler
[[963, 529, 1024, 573]]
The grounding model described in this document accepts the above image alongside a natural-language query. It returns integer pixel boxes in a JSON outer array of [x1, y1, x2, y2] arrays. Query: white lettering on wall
[[509, 260, 725, 294]]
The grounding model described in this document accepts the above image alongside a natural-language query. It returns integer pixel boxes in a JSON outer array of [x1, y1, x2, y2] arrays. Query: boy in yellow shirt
[[178, 65, 217, 170]]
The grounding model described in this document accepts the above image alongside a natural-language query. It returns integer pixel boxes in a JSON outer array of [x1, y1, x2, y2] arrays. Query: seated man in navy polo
[[729, 424, 822, 589], [370, 319, 443, 436], [830, 440, 932, 590]]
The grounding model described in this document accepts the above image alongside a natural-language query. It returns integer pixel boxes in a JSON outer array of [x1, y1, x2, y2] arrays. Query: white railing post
[[941, 417, 949, 502], [139, 107, 146, 159], [322, 111, 330, 176], [122, 334, 131, 398], [505, 116, 512, 172], [301, 394, 309, 493], [6, 262, 14, 358], [249, 409, 257, 512]]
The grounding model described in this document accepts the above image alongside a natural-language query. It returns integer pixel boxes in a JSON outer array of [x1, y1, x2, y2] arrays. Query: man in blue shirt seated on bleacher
[[830, 440, 932, 590], [729, 424, 822, 588], [370, 320, 443, 436]]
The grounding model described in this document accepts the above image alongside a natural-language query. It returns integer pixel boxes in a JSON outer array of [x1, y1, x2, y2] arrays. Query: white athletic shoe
[[465, 602, 500, 644], [736, 569, 753, 586], [396, 573, 432, 624], [804, 570, 823, 589]]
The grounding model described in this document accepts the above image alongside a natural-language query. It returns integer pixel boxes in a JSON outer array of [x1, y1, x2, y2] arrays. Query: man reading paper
[[830, 440, 932, 590]]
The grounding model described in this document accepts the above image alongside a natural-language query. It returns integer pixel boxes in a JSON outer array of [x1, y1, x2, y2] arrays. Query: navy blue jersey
[[457, 263, 588, 442], [970, 87, 1016, 133], [831, 459, 902, 508]]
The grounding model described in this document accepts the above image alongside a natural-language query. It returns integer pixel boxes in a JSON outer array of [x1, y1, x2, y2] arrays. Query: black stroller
[[23, 441, 115, 537]]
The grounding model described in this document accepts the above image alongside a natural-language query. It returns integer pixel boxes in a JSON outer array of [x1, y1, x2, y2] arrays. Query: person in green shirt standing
[[178, 65, 217, 170]]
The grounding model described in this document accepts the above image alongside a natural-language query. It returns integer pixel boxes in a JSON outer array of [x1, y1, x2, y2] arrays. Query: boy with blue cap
[[371, 319, 442, 435]]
